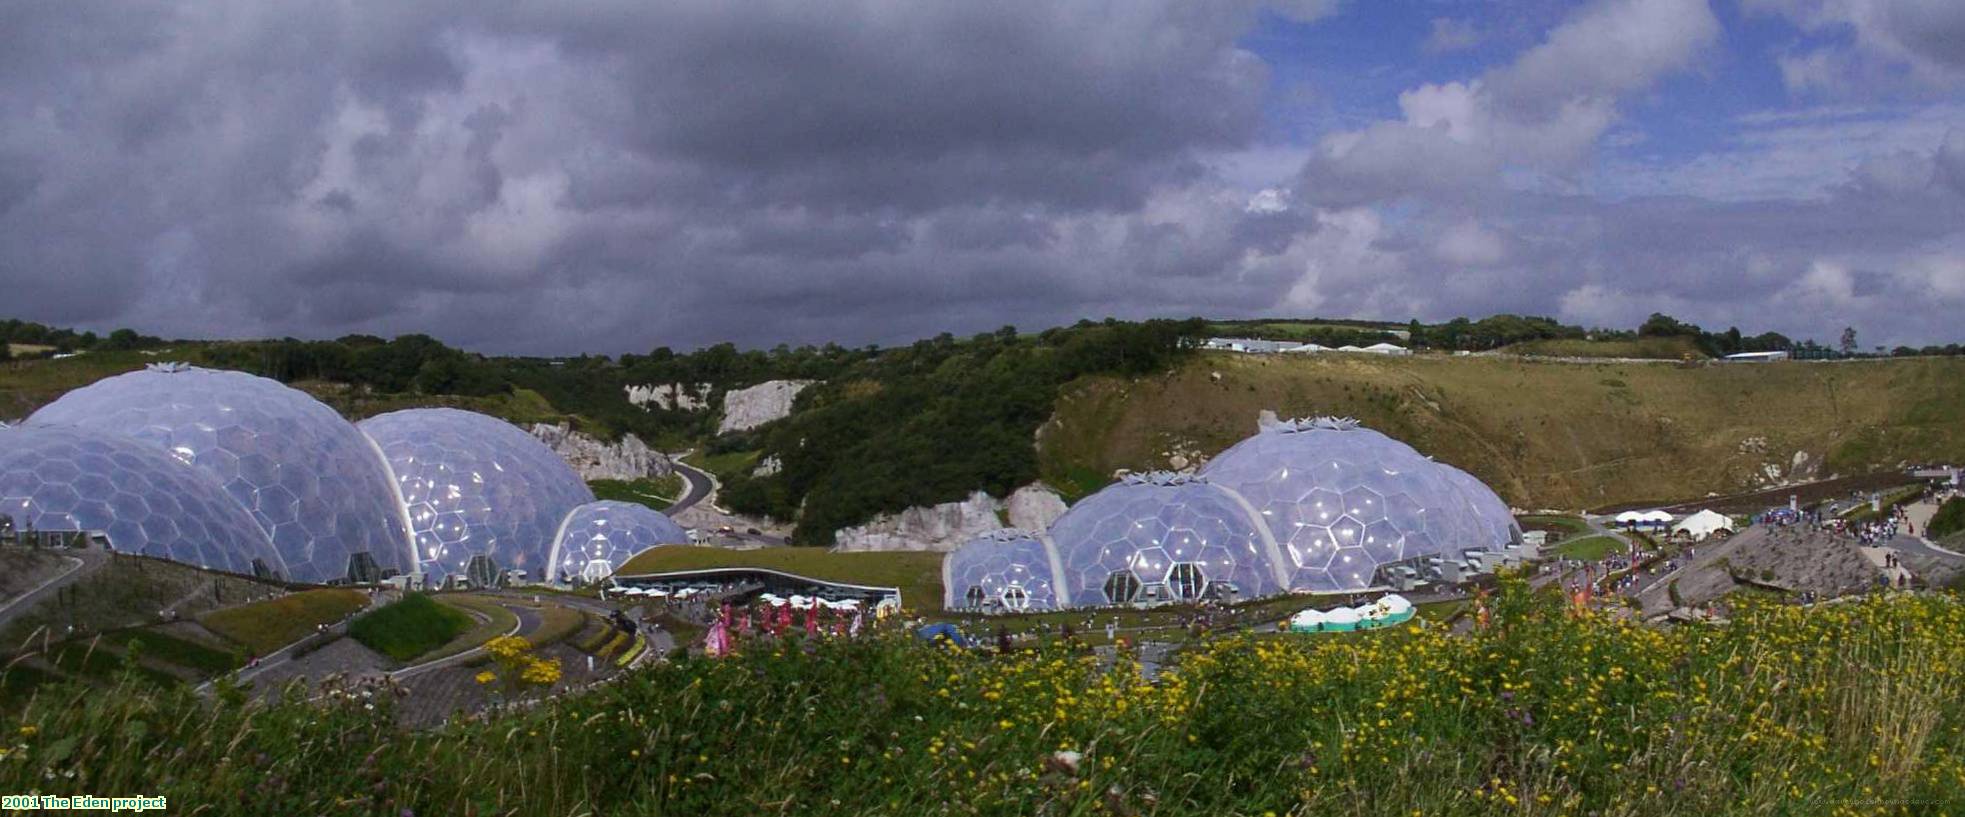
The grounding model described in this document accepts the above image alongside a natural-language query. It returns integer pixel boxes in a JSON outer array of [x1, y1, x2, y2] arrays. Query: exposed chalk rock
[[1004, 484, 1067, 531], [626, 383, 712, 411], [529, 422, 672, 481], [718, 380, 816, 434], [831, 490, 1001, 552], [832, 482, 1069, 552]]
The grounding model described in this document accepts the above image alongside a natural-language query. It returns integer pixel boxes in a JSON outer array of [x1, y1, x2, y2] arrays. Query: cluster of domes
[[3, 364, 686, 584], [943, 418, 1520, 612]]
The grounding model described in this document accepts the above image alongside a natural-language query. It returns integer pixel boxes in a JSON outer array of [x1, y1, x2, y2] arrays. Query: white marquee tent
[[1672, 509, 1733, 540]]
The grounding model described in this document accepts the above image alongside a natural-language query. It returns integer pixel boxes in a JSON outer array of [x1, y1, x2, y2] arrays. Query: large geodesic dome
[[941, 529, 1067, 612], [0, 425, 280, 576], [1199, 417, 1517, 592], [1048, 473, 1285, 607], [359, 408, 593, 581], [28, 364, 411, 582], [551, 500, 688, 584]]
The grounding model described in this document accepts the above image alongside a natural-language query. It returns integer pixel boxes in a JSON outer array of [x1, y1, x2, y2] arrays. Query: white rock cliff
[[718, 380, 816, 434], [831, 483, 1069, 552], [529, 423, 672, 482]]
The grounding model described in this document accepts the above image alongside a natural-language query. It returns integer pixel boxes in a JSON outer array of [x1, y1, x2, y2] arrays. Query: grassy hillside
[[0, 553, 291, 647], [1501, 335, 1707, 360], [198, 588, 368, 655], [0, 348, 212, 420], [1038, 353, 1965, 511]]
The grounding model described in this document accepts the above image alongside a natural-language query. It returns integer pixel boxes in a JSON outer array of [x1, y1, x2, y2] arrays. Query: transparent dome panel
[[0, 425, 279, 576], [942, 529, 1062, 612], [360, 408, 594, 581], [29, 365, 410, 582], [1048, 473, 1279, 607], [552, 500, 688, 584]]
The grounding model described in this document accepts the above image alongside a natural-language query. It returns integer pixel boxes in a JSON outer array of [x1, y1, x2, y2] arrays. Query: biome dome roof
[[0, 425, 280, 576], [1200, 416, 1516, 592], [551, 500, 688, 584], [359, 408, 593, 580], [1047, 472, 1285, 607], [28, 364, 410, 582], [941, 528, 1066, 612]]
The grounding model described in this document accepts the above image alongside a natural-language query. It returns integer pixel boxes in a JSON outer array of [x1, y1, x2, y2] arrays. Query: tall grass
[[1, 583, 1960, 815]]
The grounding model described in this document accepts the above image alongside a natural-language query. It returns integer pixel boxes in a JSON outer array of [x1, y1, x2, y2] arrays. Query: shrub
[[347, 594, 472, 662], [1929, 497, 1965, 539]]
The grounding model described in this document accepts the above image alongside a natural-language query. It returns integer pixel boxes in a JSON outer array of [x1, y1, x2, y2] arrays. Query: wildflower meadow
[[2, 582, 1960, 816]]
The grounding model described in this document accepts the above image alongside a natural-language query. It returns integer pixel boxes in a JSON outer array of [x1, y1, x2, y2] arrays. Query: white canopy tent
[[1673, 509, 1733, 540]]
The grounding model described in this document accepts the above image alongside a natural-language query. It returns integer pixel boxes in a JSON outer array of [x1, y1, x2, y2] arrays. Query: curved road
[[0, 547, 107, 634], [668, 459, 712, 513]]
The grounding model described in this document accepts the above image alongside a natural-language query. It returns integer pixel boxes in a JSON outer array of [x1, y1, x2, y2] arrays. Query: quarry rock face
[[1004, 484, 1067, 531], [529, 422, 672, 481], [831, 490, 1001, 552], [626, 383, 711, 411], [718, 380, 816, 434], [753, 455, 783, 477], [831, 482, 1068, 551]]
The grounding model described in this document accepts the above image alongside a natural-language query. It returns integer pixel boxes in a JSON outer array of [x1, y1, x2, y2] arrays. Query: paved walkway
[[215, 589, 395, 691], [390, 600, 531, 681], [0, 547, 107, 634]]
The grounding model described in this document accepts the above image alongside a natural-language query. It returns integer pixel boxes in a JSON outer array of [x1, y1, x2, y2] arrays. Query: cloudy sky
[[3, 0, 1963, 353]]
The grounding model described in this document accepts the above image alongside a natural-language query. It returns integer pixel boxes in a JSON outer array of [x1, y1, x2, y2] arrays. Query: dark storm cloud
[[1, 0, 1961, 354], [0, 0, 1325, 352]]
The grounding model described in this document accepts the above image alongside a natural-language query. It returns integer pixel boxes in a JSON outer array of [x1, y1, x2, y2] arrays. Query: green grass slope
[[347, 593, 472, 662], [1502, 335, 1707, 360], [1038, 353, 1965, 511], [199, 588, 368, 656], [1, 554, 290, 647]]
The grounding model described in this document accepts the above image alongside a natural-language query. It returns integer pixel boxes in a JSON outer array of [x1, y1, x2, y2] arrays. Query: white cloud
[[1748, 0, 1965, 93]]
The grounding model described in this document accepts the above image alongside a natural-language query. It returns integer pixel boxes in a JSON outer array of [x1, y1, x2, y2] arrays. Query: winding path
[[0, 547, 107, 634]]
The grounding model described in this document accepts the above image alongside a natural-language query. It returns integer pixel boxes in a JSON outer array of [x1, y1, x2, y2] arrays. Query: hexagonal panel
[[360, 408, 594, 581], [29, 365, 409, 581], [942, 529, 1062, 611], [1200, 419, 1516, 593], [0, 425, 278, 575], [1048, 473, 1279, 607], [551, 500, 689, 583]]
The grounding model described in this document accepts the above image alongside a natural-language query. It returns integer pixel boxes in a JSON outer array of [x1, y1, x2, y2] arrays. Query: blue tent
[[915, 623, 969, 647]]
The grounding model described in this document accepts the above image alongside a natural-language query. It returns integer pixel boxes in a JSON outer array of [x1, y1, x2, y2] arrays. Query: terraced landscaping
[[200, 588, 368, 655], [349, 594, 473, 662]]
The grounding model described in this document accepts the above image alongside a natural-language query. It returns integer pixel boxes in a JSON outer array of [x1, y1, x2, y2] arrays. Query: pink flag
[[703, 616, 730, 657]]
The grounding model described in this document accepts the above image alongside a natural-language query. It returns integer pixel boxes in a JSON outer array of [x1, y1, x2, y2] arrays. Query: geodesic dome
[[0, 425, 280, 576], [941, 529, 1066, 612], [1047, 472, 1285, 607], [1438, 463, 1523, 550], [1199, 416, 1516, 592], [28, 364, 410, 582], [359, 408, 593, 581], [551, 500, 688, 584]]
